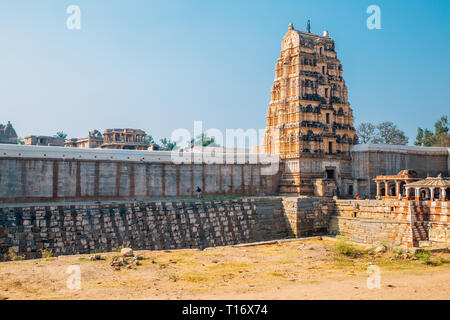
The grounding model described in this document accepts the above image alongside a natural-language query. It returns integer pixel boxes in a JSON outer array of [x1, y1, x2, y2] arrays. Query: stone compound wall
[[0, 144, 280, 203], [329, 199, 449, 247], [0, 198, 291, 260], [282, 197, 335, 237], [1, 196, 448, 260], [350, 144, 449, 197]]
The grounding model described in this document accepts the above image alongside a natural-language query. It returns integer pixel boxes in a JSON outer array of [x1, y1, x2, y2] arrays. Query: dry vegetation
[[0, 238, 449, 300]]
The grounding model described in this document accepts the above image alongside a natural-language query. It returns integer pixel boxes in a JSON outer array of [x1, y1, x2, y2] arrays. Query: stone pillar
[[353, 180, 359, 197], [395, 180, 400, 197], [376, 181, 381, 198], [405, 187, 410, 200], [403, 180, 408, 196], [384, 180, 389, 197], [415, 187, 420, 201], [442, 188, 447, 201], [430, 187, 435, 201]]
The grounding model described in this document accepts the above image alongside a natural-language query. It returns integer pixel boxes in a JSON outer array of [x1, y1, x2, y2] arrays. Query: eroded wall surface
[[330, 199, 449, 247], [1, 196, 448, 260], [0, 198, 290, 260], [0, 145, 281, 203]]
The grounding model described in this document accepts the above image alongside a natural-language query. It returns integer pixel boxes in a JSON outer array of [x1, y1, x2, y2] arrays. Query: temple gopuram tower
[[263, 23, 357, 196]]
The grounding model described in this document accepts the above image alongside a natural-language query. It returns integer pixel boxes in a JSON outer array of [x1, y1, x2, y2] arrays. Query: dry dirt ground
[[0, 238, 449, 300]]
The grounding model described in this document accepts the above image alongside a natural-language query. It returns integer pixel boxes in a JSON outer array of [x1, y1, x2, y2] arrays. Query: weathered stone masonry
[[0, 145, 280, 203], [1, 197, 448, 260], [282, 197, 335, 237], [0, 198, 291, 260], [329, 200, 449, 247]]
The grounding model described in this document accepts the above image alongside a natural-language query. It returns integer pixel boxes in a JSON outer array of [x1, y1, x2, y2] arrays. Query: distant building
[[65, 130, 104, 149], [101, 128, 148, 150], [65, 128, 150, 150], [24, 135, 65, 147], [374, 170, 420, 199], [0, 121, 18, 144]]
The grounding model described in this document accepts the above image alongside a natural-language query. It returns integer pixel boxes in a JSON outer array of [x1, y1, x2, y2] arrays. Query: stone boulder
[[120, 248, 134, 257], [374, 245, 387, 254]]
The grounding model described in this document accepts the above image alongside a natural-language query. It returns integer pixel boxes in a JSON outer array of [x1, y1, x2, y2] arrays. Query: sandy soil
[[0, 238, 448, 300]]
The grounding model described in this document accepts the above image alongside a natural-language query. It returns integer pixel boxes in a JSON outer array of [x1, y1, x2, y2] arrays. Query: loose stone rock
[[374, 245, 387, 254], [121, 248, 134, 257]]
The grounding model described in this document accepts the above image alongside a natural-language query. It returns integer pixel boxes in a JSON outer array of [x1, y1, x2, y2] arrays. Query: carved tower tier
[[263, 23, 358, 196]]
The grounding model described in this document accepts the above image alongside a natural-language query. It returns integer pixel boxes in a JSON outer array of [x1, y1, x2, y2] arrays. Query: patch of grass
[[413, 250, 450, 266], [334, 240, 362, 258], [414, 250, 431, 263], [78, 257, 90, 262], [269, 272, 286, 278], [276, 258, 296, 264], [40, 249, 53, 259], [182, 272, 209, 283], [206, 262, 249, 272], [436, 256, 450, 265], [4, 247, 25, 261]]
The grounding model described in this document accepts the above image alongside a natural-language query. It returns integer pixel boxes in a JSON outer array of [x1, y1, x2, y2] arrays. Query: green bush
[[414, 250, 450, 266], [334, 240, 362, 258], [414, 250, 431, 262], [4, 247, 25, 261]]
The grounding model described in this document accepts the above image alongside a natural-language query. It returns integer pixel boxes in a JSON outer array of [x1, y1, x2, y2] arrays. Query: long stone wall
[[0, 198, 291, 260], [0, 145, 280, 203], [1, 196, 448, 260], [350, 144, 449, 197], [329, 199, 450, 247]]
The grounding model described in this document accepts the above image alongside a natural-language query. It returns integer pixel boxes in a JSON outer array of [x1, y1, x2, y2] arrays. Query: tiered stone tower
[[263, 23, 357, 196]]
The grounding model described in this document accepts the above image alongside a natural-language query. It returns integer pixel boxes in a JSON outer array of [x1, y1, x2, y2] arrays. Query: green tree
[[190, 133, 221, 148], [434, 115, 449, 135], [145, 135, 155, 145], [415, 115, 449, 147], [415, 128, 435, 147], [159, 138, 177, 151], [55, 131, 68, 139], [356, 123, 375, 144], [17, 137, 25, 145], [372, 122, 408, 145]]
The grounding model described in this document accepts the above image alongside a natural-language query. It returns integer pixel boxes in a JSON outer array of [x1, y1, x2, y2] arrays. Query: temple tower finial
[[307, 20, 311, 33]]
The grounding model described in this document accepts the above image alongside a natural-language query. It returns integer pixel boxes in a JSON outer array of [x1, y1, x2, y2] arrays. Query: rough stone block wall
[[0, 198, 290, 260], [282, 197, 334, 237], [329, 200, 449, 247]]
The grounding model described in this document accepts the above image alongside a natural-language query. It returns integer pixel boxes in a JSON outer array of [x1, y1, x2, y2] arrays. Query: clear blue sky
[[0, 0, 449, 145]]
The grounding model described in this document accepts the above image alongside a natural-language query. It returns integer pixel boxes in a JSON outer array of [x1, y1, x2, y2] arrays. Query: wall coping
[[351, 144, 449, 155], [0, 144, 279, 165], [334, 199, 449, 208]]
